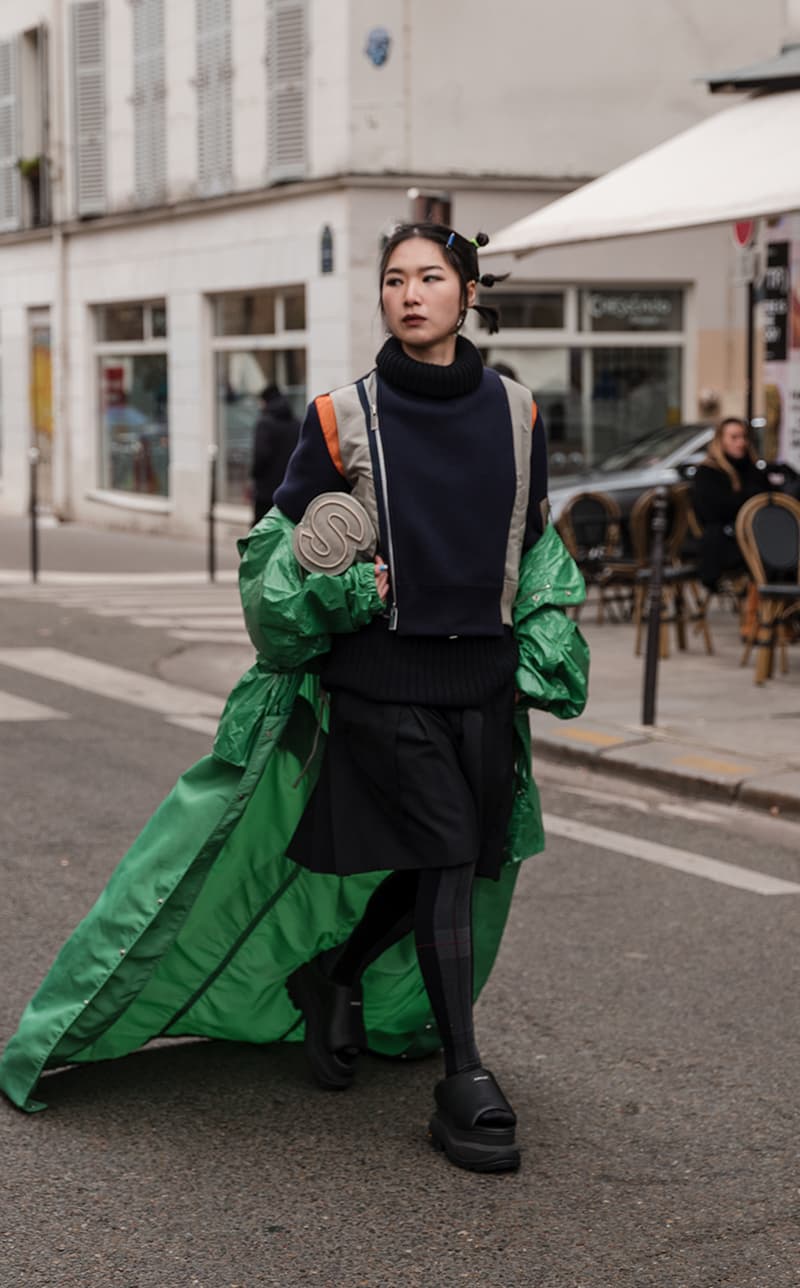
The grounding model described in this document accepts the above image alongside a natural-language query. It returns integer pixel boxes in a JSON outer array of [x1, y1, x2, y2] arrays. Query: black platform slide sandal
[[428, 1067, 520, 1173], [286, 956, 366, 1091]]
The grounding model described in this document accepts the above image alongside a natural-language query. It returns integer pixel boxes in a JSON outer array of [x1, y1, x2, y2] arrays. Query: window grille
[[0, 38, 20, 231], [196, 0, 232, 196], [267, 0, 306, 181], [133, 0, 166, 205], [71, 0, 106, 216]]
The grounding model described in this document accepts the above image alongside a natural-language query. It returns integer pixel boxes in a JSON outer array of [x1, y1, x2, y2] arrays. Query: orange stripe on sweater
[[531, 398, 539, 427], [315, 394, 345, 476]]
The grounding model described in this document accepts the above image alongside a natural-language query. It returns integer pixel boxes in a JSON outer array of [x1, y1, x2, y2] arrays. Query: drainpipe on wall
[[51, 0, 71, 520]]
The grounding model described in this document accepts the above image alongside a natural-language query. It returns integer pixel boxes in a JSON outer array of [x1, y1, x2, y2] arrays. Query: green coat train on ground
[[0, 512, 589, 1113]]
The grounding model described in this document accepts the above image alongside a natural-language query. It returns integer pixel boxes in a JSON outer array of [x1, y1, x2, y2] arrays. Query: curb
[[530, 736, 800, 822]]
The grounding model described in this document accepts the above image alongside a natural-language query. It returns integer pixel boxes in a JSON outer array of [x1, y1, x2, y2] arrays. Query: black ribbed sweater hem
[[320, 617, 518, 707]]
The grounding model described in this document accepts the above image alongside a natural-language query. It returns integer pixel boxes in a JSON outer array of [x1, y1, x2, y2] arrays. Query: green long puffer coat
[[0, 512, 588, 1113]]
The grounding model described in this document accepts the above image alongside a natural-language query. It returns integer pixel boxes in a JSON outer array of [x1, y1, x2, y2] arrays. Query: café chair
[[735, 492, 800, 684], [556, 490, 623, 622]]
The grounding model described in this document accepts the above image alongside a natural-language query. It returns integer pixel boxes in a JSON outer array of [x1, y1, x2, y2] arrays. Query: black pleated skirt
[[286, 685, 516, 880]]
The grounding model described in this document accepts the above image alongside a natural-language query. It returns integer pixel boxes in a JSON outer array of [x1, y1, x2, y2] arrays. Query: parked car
[[548, 422, 714, 527]]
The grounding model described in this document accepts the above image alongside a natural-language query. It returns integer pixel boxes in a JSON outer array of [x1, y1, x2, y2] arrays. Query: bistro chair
[[556, 490, 623, 622], [630, 484, 714, 658], [735, 492, 800, 684]]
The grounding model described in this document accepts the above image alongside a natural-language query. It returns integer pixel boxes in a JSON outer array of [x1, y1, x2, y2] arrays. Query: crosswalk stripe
[[0, 571, 238, 586], [166, 629, 250, 645], [543, 813, 800, 896], [128, 616, 245, 630], [0, 648, 223, 720], [0, 690, 69, 722]]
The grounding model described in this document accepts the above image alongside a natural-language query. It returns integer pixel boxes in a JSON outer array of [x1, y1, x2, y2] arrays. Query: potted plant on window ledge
[[17, 156, 45, 227]]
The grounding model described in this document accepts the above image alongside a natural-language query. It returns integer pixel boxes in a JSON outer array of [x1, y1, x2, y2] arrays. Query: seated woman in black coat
[[691, 416, 770, 590]]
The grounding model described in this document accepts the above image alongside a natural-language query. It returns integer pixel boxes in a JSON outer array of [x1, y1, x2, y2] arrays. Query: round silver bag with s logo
[[292, 493, 377, 575]]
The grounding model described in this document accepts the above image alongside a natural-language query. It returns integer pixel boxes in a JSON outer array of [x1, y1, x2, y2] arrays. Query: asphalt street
[[1, 592, 799, 1288]]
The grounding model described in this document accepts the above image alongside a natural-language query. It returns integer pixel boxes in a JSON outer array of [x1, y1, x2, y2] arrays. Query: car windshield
[[597, 424, 704, 473]]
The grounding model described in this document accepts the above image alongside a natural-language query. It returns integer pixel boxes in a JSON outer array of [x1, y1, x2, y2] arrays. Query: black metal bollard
[[641, 486, 668, 726], [28, 446, 40, 584], [207, 444, 218, 583]]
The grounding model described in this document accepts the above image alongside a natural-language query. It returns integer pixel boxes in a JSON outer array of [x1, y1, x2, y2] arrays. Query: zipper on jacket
[[370, 398, 399, 631]]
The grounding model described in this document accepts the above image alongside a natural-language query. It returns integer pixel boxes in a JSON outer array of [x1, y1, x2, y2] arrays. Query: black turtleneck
[[375, 335, 484, 399], [274, 338, 548, 705]]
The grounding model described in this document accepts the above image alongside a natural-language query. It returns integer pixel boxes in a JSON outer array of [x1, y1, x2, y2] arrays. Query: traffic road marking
[[0, 649, 223, 721], [543, 813, 800, 896], [0, 690, 68, 722]]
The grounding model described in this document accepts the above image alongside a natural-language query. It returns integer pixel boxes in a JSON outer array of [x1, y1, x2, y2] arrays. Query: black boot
[[286, 954, 366, 1090], [429, 1067, 520, 1173]]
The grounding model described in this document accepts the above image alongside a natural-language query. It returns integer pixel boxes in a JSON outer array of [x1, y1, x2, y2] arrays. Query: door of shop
[[29, 310, 54, 509]]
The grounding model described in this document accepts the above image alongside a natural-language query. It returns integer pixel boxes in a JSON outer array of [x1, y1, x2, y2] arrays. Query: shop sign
[[585, 289, 682, 332], [762, 216, 800, 468], [764, 242, 789, 362]]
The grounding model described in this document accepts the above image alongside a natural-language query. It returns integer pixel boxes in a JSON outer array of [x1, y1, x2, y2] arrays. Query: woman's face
[[381, 237, 476, 363], [720, 420, 748, 459]]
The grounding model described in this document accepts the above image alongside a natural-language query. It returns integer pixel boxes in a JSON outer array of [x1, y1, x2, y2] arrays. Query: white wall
[[346, 0, 788, 179]]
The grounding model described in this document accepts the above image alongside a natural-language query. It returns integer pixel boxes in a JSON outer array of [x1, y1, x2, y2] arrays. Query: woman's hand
[[374, 554, 390, 603]]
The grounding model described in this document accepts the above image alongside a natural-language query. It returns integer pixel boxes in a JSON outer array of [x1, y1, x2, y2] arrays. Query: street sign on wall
[[732, 219, 758, 249]]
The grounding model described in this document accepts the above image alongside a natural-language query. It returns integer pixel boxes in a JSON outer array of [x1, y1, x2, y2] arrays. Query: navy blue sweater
[[274, 338, 548, 704]]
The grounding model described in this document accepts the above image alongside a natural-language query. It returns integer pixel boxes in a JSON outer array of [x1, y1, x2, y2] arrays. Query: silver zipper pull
[[389, 605, 399, 630]]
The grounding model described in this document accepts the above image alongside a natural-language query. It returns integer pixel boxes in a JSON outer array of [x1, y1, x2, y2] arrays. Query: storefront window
[[479, 292, 565, 330], [481, 284, 685, 472], [211, 287, 307, 505], [588, 346, 683, 461], [96, 302, 169, 495], [215, 292, 276, 337]]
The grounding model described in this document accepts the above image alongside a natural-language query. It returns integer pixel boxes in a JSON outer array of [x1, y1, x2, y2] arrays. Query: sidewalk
[[533, 601, 800, 819], [2, 515, 800, 819], [0, 514, 241, 580]]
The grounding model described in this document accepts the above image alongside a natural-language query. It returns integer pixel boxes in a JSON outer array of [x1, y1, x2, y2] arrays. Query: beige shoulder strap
[[327, 372, 381, 537], [497, 375, 533, 625]]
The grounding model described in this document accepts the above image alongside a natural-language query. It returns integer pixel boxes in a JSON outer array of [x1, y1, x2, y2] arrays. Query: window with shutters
[[196, 0, 232, 197], [267, 0, 306, 182], [0, 38, 20, 232], [71, 0, 106, 216], [133, 0, 166, 205]]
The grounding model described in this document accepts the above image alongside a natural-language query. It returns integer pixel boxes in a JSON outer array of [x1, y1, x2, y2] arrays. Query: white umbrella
[[489, 89, 800, 255]]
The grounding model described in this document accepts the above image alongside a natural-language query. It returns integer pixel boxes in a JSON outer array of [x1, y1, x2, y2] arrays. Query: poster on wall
[[762, 212, 800, 468]]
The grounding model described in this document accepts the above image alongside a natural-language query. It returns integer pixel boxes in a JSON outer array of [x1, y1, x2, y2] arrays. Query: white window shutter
[[0, 38, 20, 231], [133, 0, 166, 204], [72, 0, 106, 216], [267, 0, 306, 182], [196, 0, 232, 196]]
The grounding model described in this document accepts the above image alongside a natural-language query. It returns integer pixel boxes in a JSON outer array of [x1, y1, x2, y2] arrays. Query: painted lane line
[[167, 715, 220, 737], [167, 630, 251, 645], [128, 615, 245, 630], [542, 812, 800, 896], [0, 649, 223, 719], [0, 690, 69, 722]]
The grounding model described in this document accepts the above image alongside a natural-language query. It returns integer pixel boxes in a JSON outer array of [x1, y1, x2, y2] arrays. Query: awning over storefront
[[490, 89, 800, 256]]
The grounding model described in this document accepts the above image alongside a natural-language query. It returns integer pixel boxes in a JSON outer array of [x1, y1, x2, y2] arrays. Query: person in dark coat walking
[[250, 384, 300, 525], [691, 416, 770, 590]]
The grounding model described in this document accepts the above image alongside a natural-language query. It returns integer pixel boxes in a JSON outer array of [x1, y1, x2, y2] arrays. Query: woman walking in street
[[271, 222, 563, 1172], [0, 224, 587, 1177]]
